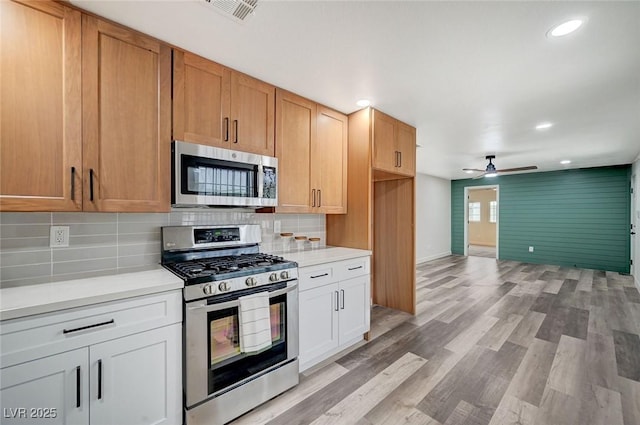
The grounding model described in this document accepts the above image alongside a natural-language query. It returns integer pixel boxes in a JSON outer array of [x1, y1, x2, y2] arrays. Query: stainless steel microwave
[[172, 141, 278, 208]]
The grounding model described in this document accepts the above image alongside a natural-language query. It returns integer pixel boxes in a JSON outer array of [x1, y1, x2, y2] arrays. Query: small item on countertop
[[309, 238, 321, 249], [294, 236, 307, 250], [280, 232, 293, 251]]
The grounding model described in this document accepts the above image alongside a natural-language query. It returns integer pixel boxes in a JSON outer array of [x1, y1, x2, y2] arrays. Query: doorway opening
[[464, 185, 499, 259]]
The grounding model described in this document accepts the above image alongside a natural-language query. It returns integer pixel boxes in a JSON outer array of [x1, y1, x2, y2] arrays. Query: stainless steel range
[[161, 225, 299, 425]]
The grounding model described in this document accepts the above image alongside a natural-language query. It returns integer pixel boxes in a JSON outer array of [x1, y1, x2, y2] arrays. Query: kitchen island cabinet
[[173, 50, 275, 156], [0, 290, 182, 425], [275, 89, 347, 214], [298, 256, 370, 371]]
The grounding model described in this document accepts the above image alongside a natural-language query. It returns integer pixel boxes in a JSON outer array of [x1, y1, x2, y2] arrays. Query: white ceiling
[[72, 0, 640, 180]]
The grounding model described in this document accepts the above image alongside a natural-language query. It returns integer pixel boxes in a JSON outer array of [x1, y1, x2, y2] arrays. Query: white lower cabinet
[[298, 256, 371, 372], [1, 348, 89, 425], [0, 291, 182, 425], [299, 282, 340, 366], [90, 324, 181, 425]]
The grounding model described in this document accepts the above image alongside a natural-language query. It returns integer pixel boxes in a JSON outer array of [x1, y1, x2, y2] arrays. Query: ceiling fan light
[[485, 173, 498, 178]]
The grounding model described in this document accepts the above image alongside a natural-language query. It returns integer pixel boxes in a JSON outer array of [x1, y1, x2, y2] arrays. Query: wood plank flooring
[[231, 255, 640, 425]]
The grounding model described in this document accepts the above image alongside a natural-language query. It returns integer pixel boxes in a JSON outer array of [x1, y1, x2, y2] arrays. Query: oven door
[[184, 280, 298, 408], [173, 141, 277, 207]]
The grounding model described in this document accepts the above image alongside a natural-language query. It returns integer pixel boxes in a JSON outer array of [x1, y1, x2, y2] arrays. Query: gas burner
[[161, 225, 298, 299]]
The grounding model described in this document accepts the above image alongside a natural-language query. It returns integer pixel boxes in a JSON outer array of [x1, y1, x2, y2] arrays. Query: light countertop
[[0, 268, 183, 321], [269, 246, 372, 268]]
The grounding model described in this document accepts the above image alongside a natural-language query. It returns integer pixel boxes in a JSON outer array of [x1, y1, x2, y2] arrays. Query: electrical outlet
[[274, 220, 281, 233], [529, 246, 534, 253], [50, 226, 70, 247]]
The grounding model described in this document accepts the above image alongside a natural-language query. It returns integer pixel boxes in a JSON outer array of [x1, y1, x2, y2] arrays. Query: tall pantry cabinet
[[327, 108, 416, 314]]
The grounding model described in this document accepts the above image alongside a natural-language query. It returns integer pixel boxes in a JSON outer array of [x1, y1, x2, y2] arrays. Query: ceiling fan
[[463, 155, 538, 179]]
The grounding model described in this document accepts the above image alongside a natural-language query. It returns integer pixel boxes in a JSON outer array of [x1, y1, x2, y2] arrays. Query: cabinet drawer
[[335, 257, 370, 281], [299, 264, 336, 291], [1, 290, 181, 368]]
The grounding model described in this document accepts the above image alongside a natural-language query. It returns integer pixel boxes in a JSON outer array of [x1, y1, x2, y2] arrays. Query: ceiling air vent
[[201, 0, 259, 23]]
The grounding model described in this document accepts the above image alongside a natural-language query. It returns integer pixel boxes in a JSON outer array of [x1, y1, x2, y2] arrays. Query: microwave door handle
[[257, 165, 264, 199]]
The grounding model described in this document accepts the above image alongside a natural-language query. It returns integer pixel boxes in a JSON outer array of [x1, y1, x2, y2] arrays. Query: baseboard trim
[[417, 251, 452, 265]]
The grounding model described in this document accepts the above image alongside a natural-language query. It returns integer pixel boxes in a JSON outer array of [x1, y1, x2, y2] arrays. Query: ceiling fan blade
[[472, 172, 487, 180], [497, 166, 538, 173], [462, 168, 486, 172]]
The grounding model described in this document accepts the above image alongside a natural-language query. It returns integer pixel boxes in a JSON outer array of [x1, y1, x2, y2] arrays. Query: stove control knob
[[202, 284, 214, 295], [218, 281, 230, 292], [269, 273, 279, 282], [245, 277, 258, 287], [280, 271, 289, 280]]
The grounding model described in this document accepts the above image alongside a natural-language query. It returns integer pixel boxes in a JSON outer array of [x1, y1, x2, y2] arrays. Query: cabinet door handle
[[340, 289, 345, 310], [399, 151, 402, 168], [89, 169, 95, 201], [233, 120, 239, 143], [70, 167, 76, 201], [310, 273, 328, 279], [63, 319, 115, 334], [348, 266, 363, 271], [335, 291, 339, 311], [311, 189, 316, 207], [75, 366, 81, 408], [318, 189, 321, 207], [97, 359, 103, 400], [224, 117, 229, 141]]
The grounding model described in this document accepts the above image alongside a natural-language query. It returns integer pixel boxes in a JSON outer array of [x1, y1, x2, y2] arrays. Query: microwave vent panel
[[201, 0, 259, 23]]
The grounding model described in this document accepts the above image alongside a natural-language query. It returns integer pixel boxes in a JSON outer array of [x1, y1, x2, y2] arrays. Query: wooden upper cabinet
[[173, 54, 275, 156], [0, 0, 82, 211], [396, 121, 416, 176], [314, 106, 347, 214], [230, 71, 275, 156], [173, 50, 231, 147], [372, 109, 416, 177], [372, 110, 397, 174], [275, 89, 347, 214], [82, 16, 171, 212], [275, 89, 315, 213]]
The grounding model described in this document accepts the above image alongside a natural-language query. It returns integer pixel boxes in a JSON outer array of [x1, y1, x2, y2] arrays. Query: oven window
[[207, 294, 288, 395], [182, 155, 257, 198]]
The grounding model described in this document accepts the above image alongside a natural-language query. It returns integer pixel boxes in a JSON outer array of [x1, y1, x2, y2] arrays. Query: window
[[489, 201, 497, 223], [468, 202, 481, 222]]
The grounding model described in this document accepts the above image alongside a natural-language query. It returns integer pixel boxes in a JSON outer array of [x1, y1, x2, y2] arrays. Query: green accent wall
[[451, 166, 631, 273]]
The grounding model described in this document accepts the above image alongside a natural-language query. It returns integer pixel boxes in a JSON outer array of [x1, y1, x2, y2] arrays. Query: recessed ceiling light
[[547, 19, 584, 38], [560, 160, 571, 165], [536, 122, 553, 130], [356, 99, 370, 107]]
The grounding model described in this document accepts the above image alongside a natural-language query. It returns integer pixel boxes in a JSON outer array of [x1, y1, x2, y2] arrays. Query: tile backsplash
[[0, 211, 325, 288]]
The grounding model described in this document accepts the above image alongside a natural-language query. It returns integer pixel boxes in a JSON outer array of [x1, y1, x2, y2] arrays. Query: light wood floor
[[468, 245, 496, 258], [231, 255, 640, 425]]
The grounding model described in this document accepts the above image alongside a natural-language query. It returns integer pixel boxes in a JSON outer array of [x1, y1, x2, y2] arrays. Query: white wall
[[416, 173, 451, 264], [633, 157, 640, 290]]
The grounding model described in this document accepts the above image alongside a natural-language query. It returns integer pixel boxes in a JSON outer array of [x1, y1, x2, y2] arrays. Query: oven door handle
[[186, 284, 297, 312]]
